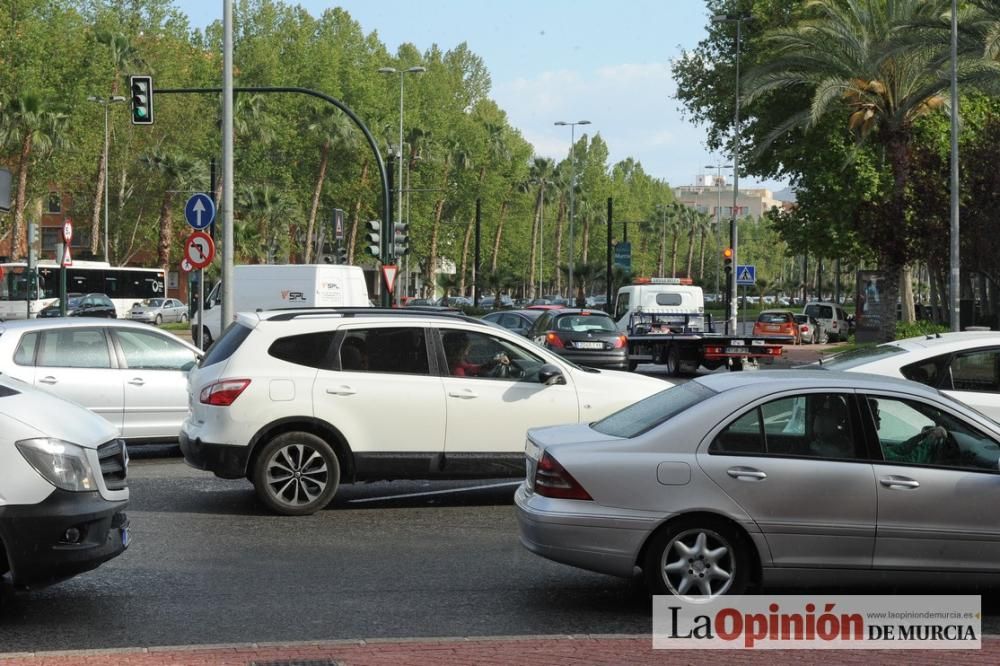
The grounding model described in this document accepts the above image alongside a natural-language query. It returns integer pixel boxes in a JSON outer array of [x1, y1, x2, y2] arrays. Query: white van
[[193, 264, 370, 347], [803, 301, 850, 342], [613, 279, 706, 332]]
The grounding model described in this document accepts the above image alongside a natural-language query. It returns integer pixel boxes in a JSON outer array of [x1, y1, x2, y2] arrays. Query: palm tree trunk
[[90, 147, 107, 255], [670, 233, 680, 278], [11, 137, 35, 259], [528, 191, 541, 299], [581, 218, 590, 264], [305, 140, 330, 263], [554, 199, 565, 296], [685, 227, 696, 278], [459, 217, 474, 295], [698, 228, 707, 279], [888, 133, 914, 329], [158, 193, 175, 277], [490, 199, 509, 271], [424, 199, 446, 298]]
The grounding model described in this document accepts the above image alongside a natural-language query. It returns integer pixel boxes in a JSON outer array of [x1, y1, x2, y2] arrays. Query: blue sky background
[[174, 1, 788, 193]]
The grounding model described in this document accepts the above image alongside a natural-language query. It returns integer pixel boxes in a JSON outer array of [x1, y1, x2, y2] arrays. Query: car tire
[[643, 516, 753, 598], [252, 432, 341, 516], [628, 359, 638, 372], [201, 327, 213, 348], [180, 313, 189, 324], [154, 314, 162, 326], [665, 346, 681, 377]]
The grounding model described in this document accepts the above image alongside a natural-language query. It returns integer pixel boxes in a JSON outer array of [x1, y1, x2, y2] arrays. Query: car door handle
[[39, 376, 58, 385], [726, 466, 767, 481], [879, 476, 920, 489], [128, 378, 145, 386], [448, 389, 479, 399], [325, 386, 356, 396]]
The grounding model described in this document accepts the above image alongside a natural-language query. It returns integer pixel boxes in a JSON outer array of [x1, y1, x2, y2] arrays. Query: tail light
[[612, 335, 627, 349], [534, 452, 592, 500], [545, 332, 564, 348], [200, 379, 251, 406]]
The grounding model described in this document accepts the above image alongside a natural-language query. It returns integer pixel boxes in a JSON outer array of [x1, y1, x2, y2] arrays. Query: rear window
[[200, 323, 252, 368], [554, 314, 616, 332], [805, 304, 833, 319], [655, 293, 683, 306], [819, 344, 906, 371], [592, 382, 716, 438], [757, 312, 792, 324], [268, 332, 335, 369]]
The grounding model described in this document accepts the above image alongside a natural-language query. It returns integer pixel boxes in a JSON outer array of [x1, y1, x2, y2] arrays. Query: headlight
[[16, 438, 98, 492]]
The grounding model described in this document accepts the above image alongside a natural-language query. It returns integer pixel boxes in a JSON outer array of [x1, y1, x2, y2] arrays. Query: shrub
[[895, 320, 949, 340]]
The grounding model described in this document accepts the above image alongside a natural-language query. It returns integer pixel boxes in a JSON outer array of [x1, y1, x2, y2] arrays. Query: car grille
[[97, 439, 128, 491]]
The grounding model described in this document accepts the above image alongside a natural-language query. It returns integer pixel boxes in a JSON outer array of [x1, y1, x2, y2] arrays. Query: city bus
[[0, 260, 165, 319]]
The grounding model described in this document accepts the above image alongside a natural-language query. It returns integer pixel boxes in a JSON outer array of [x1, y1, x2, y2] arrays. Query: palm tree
[[238, 185, 299, 264], [90, 31, 145, 256], [479, 267, 518, 302], [667, 203, 685, 277], [527, 157, 556, 298], [743, 0, 953, 332], [0, 94, 69, 258], [212, 94, 274, 206], [423, 138, 467, 297], [140, 150, 207, 275], [436, 271, 460, 298], [304, 106, 357, 262], [559, 261, 602, 307]]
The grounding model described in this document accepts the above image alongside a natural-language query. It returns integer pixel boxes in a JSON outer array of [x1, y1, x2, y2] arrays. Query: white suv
[[180, 308, 668, 515]]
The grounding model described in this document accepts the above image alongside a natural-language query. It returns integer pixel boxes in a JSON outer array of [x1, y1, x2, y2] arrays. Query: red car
[[752, 310, 800, 344]]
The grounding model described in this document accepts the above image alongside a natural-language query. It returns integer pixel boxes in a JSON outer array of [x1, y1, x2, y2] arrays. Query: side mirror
[[538, 363, 566, 386]]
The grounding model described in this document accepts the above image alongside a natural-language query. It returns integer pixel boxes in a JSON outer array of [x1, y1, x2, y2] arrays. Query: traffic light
[[392, 223, 409, 258], [365, 220, 382, 258], [129, 75, 153, 125], [336, 245, 348, 264], [723, 247, 733, 275]]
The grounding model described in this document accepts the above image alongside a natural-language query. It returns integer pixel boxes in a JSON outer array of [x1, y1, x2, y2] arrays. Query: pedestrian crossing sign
[[736, 265, 756, 286]]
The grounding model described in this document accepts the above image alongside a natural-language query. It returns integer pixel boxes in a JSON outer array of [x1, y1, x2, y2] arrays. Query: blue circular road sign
[[185, 193, 216, 230]]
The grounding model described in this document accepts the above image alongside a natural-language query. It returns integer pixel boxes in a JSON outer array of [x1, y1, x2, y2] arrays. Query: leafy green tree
[[139, 150, 206, 274]]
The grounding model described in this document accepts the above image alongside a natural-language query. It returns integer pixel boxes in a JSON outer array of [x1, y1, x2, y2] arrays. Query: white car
[[0, 375, 129, 587], [0, 319, 202, 442], [804, 301, 851, 342], [180, 308, 669, 515], [816, 331, 1000, 420]]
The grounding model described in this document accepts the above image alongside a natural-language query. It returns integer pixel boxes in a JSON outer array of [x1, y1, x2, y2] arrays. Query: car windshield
[[145, 298, 165, 307], [592, 382, 716, 438], [554, 314, 616, 332], [818, 344, 907, 370]]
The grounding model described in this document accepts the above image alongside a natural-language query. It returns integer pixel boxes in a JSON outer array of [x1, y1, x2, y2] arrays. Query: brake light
[[534, 452, 592, 500], [200, 379, 251, 406], [613, 335, 627, 349], [545, 332, 564, 348]]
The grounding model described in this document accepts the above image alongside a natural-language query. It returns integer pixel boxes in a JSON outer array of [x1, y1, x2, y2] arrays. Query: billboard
[[855, 270, 886, 343]]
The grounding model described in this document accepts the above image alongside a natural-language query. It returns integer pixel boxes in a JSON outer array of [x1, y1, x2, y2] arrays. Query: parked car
[[816, 331, 1000, 421], [793, 313, 822, 344], [526, 308, 628, 370], [803, 301, 850, 342], [0, 319, 201, 441], [129, 297, 188, 325], [478, 295, 514, 310], [403, 298, 435, 307], [38, 293, 116, 319], [180, 308, 667, 515], [0, 374, 129, 588], [481, 309, 545, 337], [517, 369, 1000, 598], [437, 296, 472, 308], [752, 310, 800, 344]]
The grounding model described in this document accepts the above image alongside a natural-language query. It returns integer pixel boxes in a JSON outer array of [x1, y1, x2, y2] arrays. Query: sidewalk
[[1, 635, 998, 665]]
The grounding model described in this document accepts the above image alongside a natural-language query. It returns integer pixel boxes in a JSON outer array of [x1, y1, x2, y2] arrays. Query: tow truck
[[615, 278, 792, 375]]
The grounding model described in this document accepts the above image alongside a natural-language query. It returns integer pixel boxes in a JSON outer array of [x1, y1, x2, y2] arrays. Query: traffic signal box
[[130, 75, 153, 125]]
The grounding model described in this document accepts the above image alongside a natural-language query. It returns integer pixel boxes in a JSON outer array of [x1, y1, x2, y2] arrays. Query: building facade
[[673, 174, 790, 220]]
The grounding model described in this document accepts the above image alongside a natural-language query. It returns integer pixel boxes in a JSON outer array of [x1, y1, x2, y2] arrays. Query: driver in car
[[444, 333, 510, 378]]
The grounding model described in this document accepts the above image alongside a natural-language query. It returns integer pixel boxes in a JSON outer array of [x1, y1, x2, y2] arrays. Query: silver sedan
[[129, 298, 188, 325], [516, 370, 1000, 598]]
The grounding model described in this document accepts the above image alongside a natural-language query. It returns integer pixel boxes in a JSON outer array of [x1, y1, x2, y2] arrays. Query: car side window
[[710, 408, 764, 454], [338, 327, 429, 375], [901, 356, 946, 388], [440, 329, 545, 382], [38, 328, 111, 369], [13, 332, 38, 366], [864, 395, 1000, 472], [615, 293, 629, 321], [116, 329, 198, 371], [268, 331, 335, 369], [948, 350, 1000, 393]]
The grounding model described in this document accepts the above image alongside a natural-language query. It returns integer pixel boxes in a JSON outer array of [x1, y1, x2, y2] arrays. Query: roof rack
[[262, 307, 482, 324]]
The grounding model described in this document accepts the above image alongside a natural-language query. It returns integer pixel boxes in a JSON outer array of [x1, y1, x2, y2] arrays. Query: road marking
[[348, 481, 521, 503]]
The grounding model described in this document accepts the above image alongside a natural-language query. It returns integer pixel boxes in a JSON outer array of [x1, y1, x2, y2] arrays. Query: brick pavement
[[2, 635, 999, 666]]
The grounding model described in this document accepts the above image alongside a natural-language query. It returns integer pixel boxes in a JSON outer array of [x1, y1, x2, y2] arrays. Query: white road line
[[348, 481, 521, 503]]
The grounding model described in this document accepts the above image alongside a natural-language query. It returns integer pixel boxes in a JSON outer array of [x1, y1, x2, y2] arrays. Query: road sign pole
[[198, 269, 205, 349]]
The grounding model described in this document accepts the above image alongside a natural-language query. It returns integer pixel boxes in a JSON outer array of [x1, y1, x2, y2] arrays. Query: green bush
[[895, 320, 949, 340]]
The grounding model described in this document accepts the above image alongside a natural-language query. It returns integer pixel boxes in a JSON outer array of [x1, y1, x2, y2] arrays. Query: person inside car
[[443, 332, 510, 378]]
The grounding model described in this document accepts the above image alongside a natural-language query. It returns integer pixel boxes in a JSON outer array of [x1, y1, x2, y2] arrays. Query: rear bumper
[[0, 490, 129, 588], [179, 428, 250, 479], [514, 484, 656, 578], [552, 349, 628, 370]]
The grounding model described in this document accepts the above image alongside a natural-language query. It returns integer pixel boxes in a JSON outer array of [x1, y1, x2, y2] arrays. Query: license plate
[[121, 526, 131, 548], [765, 325, 779, 331], [726, 347, 748, 354], [575, 342, 604, 350]]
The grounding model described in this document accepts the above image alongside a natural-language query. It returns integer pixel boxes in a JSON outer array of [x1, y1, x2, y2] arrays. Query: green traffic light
[[134, 108, 148, 118]]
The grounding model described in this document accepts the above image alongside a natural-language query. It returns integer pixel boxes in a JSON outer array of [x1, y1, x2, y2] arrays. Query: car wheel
[[154, 314, 162, 325], [818, 331, 829, 344], [665, 346, 681, 377], [628, 359, 638, 372], [643, 517, 752, 598], [180, 313, 189, 323], [202, 327, 213, 348], [252, 432, 341, 516]]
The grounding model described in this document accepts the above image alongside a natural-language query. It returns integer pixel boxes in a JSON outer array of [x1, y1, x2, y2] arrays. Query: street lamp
[[705, 163, 733, 300], [711, 12, 752, 334], [87, 95, 127, 262], [379, 65, 426, 305], [554, 119, 591, 303]]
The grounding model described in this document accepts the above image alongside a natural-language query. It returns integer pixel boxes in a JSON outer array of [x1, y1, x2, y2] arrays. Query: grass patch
[[160, 322, 190, 331]]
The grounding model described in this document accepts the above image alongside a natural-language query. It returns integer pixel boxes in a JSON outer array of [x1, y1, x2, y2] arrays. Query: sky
[[173, 0, 789, 195]]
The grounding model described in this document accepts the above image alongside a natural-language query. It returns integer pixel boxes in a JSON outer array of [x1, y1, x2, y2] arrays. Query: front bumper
[[514, 484, 657, 578], [179, 428, 250, 479], [0, 489, 128, 588], [128, 312, 155, 322]]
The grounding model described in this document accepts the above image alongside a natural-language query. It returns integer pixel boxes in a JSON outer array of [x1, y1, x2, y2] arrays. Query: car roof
[[246, 307, 489, 329], [544, 308, 613, 316], [694, 369, 941, 397], [0, 317, 201, 349], [758, 309, 793, 315], [883, 331, 1000, 353]]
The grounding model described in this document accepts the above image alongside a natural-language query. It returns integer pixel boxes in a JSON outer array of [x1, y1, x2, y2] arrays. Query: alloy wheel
[[660, 528, 735, 598], [264, 443, 329, 508]]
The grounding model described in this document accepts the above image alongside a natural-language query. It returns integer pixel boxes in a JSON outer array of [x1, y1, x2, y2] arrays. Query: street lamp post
[[712, 12, 752, 335], [87, 95, 127, 262], [705, 163, 733, 300], [554, 120, 590, 303], [379, 65, 425, 305]]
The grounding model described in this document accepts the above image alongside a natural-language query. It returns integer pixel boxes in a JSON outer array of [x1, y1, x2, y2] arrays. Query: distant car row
[[752, 301, 851, 344], [31, 294, 189, 325], [404, 294, 609, 310]]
